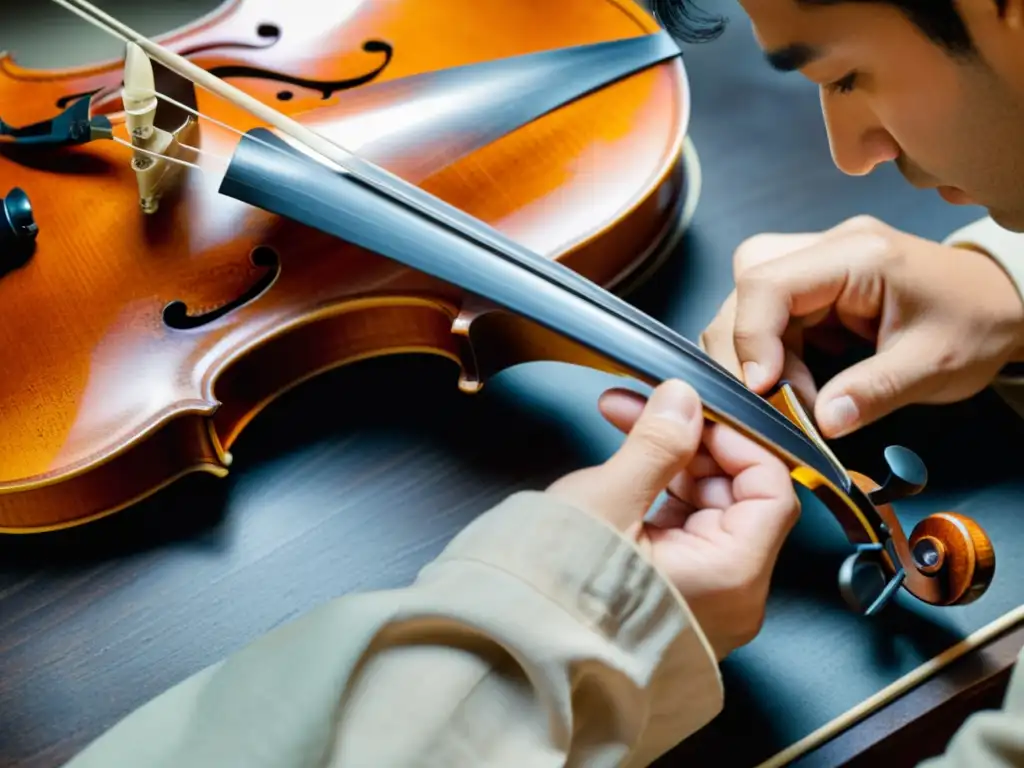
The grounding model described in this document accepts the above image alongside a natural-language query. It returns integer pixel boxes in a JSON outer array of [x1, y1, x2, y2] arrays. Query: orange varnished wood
[[907, 512, 995, 606], [767, 384, 994, 607], [0, 0, 690, 530]]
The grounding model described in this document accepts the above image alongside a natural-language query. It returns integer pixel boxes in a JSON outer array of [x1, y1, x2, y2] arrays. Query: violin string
[[150, 89, 335, 172], [110, 135, 203, 170], [153, 91, 251, 143], [177, 142, 218, 158], [132, 33, 785, 421], [111, 88, 297, 174], [54, 0, 314, 174], [52, 0, 837, 485]]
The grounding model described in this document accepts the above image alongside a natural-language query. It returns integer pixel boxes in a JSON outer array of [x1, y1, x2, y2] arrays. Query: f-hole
[[163, 246, 280, 330]]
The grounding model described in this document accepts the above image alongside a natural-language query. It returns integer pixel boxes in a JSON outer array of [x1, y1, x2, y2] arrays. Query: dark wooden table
[[3, 1, 1024, 767]]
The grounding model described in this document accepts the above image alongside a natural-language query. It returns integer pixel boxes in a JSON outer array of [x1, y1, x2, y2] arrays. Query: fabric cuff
[[431, 489, 723, 697], [943, 217, 1024, 309], [943, 217, 1024, 383]]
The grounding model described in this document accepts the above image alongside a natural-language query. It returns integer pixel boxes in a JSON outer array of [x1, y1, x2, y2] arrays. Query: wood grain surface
[[2, 1, 1024, 767]]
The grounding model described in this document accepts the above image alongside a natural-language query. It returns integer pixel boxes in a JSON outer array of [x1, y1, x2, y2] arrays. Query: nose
[[820, 89, 899, 176]]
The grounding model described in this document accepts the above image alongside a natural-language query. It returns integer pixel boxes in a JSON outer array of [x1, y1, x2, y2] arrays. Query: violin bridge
[[122, 41, 195, 214]]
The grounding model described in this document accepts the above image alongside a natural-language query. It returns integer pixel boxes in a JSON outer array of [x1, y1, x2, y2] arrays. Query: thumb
[[814, 333, 936, 437], [548, 380, 704, 530]]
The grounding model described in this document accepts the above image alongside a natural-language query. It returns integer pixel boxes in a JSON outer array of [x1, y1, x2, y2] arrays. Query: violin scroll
[[842, 471, 995, 613], [768, 382, 995, 615], [908, 511, 995, 605]]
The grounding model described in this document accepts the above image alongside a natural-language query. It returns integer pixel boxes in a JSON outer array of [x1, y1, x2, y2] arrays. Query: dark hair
[[650, 0, 1007, 53]]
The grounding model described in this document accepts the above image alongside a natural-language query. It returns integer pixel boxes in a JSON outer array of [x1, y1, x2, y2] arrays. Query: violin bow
[[48, 0, 995, 616]]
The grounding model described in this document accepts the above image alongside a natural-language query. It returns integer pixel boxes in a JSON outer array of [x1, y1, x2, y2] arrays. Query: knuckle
[[632, 417, 691, 461], [730, 325, 764, 353], [866, 367, 903, 405], [732, 233, 790, 274], [930, 340, 966, 375], [733, 235, 771, 273], [734, 232, 827, 274], [835, 217, 901, 264], [838, 214, 886, 234], [735, 262, 777, 294]]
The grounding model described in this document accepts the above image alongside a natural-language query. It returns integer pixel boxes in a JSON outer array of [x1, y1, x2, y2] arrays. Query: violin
[[0, 0, 994, 620], [0, 0, 689, 519]]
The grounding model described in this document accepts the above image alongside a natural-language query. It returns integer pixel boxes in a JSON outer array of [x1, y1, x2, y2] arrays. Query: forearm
[[63, 491, 723, 768]]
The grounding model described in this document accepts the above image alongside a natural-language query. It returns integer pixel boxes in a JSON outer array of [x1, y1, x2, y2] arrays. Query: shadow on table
[[0, 354, 594, 574]]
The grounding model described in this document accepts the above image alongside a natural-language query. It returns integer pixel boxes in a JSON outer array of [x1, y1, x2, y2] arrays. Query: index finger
[[733, 234, 881, 392], [701, 422, 790, 493], [733, 231, 826, 277], [702, 423, 800, 551]]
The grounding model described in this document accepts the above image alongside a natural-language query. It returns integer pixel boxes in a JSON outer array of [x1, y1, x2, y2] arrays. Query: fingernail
[[742, 362, 766, 389], [821, 395, 859, 436], [652, 381, 700, 422]]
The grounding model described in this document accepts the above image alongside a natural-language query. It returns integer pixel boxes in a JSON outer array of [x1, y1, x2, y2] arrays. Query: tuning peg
[[868, 445, 927, 506], [838, 546, 906, 615], [1, 187, 37, 269]]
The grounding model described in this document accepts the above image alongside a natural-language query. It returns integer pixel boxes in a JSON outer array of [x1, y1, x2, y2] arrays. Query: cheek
[[906, 93, 1020, 194], [875, 80, 963, 169]]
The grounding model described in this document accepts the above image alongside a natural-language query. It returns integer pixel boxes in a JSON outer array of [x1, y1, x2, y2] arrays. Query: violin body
[[0, 0, 693, 531], [0, 0, 393, 127]]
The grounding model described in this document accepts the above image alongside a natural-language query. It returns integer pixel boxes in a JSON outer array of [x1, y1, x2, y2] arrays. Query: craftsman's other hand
[[546, 380, 800, 660], [701, 216, 1024, 438]]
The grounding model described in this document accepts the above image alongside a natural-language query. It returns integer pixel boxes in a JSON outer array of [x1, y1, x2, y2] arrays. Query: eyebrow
[[764, 43, 822, 72]]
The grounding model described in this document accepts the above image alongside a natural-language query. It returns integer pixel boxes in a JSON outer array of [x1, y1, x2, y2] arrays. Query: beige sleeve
[[917, 646, 1024, 768], [62, 491, 723, 768], [943, 217, 1024, 419]]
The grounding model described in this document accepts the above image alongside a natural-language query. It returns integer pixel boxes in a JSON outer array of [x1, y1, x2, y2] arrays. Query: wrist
[[950, 242, 1024, 357]]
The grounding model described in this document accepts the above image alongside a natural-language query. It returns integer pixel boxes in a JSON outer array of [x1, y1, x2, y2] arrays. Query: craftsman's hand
[[546, 380, 800, 660], [700, 216, 1024, 438]]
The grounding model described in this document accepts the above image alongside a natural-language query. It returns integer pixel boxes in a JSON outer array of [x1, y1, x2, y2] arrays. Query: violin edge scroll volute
[[767, 380, 997, 613]]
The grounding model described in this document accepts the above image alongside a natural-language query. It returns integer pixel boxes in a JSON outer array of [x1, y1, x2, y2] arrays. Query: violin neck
[[218, 127, 842, 487]]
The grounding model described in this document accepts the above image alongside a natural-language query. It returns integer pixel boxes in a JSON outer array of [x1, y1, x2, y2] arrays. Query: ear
[[1001, 0, 1024, 28], [956, 0, 1024, 68], [957, 0, 1024, 32]]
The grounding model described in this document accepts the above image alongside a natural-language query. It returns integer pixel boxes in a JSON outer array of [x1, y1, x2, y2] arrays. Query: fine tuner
[[0, 0, 996, 620]]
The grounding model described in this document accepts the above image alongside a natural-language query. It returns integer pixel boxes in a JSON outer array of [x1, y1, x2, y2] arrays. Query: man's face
[[737, 0, 1024, 230]]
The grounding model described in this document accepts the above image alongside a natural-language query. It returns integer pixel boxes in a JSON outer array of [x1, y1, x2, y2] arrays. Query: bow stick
[[47, 0, 995, 616]]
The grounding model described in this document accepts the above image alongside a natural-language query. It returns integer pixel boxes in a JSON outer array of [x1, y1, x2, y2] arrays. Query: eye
[[824, 71, 858, 95]]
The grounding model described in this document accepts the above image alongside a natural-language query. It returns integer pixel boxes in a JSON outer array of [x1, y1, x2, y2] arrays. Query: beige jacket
[[62, 216, 1024, 768]]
